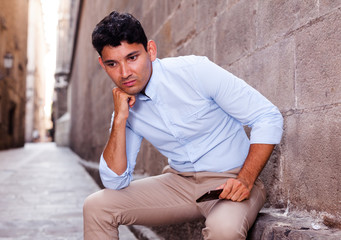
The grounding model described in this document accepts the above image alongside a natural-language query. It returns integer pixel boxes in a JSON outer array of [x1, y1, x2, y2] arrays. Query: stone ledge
[[129, 225, 164, 240], [248, 211, 341, 240]]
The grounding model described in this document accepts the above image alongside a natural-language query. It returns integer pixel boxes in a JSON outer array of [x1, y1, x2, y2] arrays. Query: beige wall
[[68, 0, 341, 217], [25, 0, 47, 143], [0, 0, 28, 149]]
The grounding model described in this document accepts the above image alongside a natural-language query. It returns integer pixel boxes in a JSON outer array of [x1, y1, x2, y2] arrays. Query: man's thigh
[[88, 172, 202, 226], [200, 179, 266, 240]]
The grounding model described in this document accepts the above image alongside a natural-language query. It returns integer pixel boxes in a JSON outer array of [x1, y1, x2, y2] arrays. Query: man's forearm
[[103, 88, 136, 176], [237, 144, 275, 189], [103, 117, 128, 175], [218, 143, 275, 201]]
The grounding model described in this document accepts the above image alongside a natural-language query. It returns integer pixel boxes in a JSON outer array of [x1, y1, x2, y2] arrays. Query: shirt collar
[[137, 59, 160, 101]]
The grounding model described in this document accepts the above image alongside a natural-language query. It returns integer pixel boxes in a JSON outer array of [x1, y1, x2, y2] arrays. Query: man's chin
[[122, 87, 140, 96]]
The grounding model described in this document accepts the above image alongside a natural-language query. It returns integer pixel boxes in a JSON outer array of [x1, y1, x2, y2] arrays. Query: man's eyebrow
[[103, 59, 116, 64], [126, 50, 140, 58], [103, 51, 140, 64]]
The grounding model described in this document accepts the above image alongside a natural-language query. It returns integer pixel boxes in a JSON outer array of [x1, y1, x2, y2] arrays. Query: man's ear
[[98, 56, 106, 70], [147, 40, 157, 61]]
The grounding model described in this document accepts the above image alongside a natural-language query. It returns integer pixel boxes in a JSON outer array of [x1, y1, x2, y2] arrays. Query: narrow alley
[[1, 0, 341, 239], [0, 143, 136, 240]]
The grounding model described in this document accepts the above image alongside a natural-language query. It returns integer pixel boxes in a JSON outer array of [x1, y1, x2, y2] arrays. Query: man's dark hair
[[92, 11, 148, 56]]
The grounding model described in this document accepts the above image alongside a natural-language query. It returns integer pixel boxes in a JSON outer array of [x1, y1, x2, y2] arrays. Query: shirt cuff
[[99, 153, 132, 190], [250, 125, 283, 144]]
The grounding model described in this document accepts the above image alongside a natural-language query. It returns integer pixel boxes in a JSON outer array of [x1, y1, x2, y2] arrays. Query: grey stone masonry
[[0, 143, 136, 240]]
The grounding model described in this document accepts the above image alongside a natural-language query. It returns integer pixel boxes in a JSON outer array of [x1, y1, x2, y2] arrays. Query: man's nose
[[120, 63, 132, 79]]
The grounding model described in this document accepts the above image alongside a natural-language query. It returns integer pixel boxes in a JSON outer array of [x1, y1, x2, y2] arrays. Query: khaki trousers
[[83, 166, 266, 240]]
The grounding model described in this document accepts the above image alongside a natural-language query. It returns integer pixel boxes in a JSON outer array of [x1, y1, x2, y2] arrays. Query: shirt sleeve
[[99, 111, 143, 190], [194, 57, 283, 144]]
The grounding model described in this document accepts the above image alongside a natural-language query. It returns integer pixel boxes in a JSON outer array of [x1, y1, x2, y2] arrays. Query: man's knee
[[202, 216, 246, 240], [83, 189, 125, 226], [83, 190, 115, 220], [83, 190, 120, 239], [83, 191, 102, 220]]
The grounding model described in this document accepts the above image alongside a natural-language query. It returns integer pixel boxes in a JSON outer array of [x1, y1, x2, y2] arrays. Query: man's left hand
[[217, 178, 252, 202]]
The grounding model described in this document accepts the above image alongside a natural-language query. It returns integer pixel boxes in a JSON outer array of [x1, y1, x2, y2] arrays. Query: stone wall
[[54, 0, 82, 146], [0, 0, 28, 149], [69, 0, 341, 218]]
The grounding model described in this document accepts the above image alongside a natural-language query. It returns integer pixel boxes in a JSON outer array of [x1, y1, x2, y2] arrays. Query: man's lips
[[122, 80, 136, 87]]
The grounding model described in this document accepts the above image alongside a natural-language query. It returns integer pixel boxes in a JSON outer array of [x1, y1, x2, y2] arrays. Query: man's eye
[[107, 63, 116, 67], [129, 55, 137, 61]]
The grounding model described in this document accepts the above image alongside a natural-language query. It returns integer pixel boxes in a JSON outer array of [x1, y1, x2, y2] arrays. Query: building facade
[[25, 0, 48, 143], [0, 1, 29, 149], [53, 0, 81, 146]]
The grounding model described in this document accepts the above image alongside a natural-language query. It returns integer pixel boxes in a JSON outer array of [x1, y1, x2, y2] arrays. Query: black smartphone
[[196, 189, 223, 203]]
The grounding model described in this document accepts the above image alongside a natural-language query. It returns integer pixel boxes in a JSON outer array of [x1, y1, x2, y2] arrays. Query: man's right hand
[[112, 87, 136, 121], [103, 88, 136, 175]]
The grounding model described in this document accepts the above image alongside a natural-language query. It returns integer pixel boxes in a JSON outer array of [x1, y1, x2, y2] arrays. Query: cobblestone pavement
[[0, 143, 136, 240]]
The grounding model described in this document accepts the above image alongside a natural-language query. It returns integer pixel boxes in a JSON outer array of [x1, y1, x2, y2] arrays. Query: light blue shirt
[[100, 56, 283, 190]]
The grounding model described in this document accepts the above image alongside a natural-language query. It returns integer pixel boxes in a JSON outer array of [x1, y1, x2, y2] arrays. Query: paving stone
[[0, 143, 136, 240]]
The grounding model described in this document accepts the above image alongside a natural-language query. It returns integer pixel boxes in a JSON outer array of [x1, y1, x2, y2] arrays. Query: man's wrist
[[236, 170, 255, 190], [113, 114, 128, 125]]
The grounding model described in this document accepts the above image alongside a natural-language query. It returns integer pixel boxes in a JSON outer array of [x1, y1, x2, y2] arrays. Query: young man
[[84, 11, 283, 240]]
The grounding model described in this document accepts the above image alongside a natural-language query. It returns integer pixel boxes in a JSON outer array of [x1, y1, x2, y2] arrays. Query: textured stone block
[[256, 0, 318, 48], [141, 8, 157, 40], [295, 10, 341, 109], [154, 20, 174, 58], [168, 0, 196, 46], [166, 0, 181, 15], [176, 26, 215, 60], [215, 0, 257, 65], [140, 1, 168, 41], [228, 37, 296, 111], [153, 0, 168, 31], [260, 144, 287, 209], [195, 0, 228, 30], [318, 0, 341, 16], [281, 105, 341, 214]]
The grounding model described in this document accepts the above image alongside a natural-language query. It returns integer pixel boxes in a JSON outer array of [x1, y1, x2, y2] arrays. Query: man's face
[[99, 41, 157, 95]]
